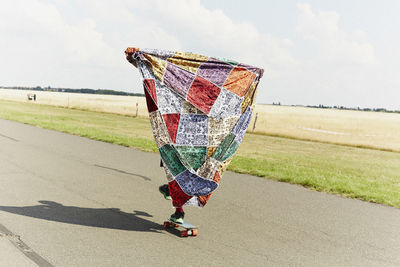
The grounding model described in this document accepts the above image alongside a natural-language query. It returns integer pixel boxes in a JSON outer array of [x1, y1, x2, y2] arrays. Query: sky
[[1, 0, 399, 110]]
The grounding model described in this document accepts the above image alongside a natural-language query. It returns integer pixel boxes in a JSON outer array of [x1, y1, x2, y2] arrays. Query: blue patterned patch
[[232, 107, 252, 144], [175, 170, 218, 196]]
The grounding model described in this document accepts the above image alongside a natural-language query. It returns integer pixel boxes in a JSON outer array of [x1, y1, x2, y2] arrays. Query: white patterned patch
[[209, 88, 242, 119], [140, 48, 175, 59], [208, 116, 239, 147], [184, 196, 201, 207], [155, 79, 182, 114], [137, 60, 154, 80], [176, 114, 208, 146]]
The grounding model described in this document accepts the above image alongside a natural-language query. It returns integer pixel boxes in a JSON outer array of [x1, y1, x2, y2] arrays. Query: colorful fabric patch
[[218, 140, 239, 162], [187, 76, 221, 114], [185, 196, 201, 207], [141, 48, 175, 59], [218, 158, 232, 177], [144, 85, 158, 113], [238, 63, 264, 78], [137, 60, 153, 79], [216, 57, 239, 66], [176, 114, 208, 146], [162, 164, 175, 182], [175, 170, 218, 196], [159, 144, 186, 176], [209, 88, 242, 119], [208, 116, 239, 147], [181, 100, 205, 115], [196, 157, 219, 180], [167, 51, 208, 74], [241, 82, 258, 113], [155, 79, 182, 114], [197, 58, 234, 87], [175, 146, 207, 171], [168, 180, 192, 207], [212, 133, 236, 161], [197, 171, 221, 206], [143, 53, 167, 82], [149, 112, 169, 147], [206, 147, 218, 159], [223, 67, 257, 97], [144, 79, 157, 104], [232, 107, 252, 144], [163, 62, 195, 98], [197, 194, 212, 207], [213, 171, 221, 183], [162, 113, 180, 143]]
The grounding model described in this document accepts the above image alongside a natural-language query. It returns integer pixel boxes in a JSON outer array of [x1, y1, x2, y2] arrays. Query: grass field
[[253, 104, 400, 152], [1, 99, 399, 208], [1, 89, 400, 152]]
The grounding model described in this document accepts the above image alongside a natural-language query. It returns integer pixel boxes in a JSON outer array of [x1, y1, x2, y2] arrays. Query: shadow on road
[[93, 164, 151, 181], [0, 200, 162, 232]]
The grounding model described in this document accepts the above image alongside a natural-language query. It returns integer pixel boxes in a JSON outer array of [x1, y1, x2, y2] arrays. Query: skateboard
[[163, 219, 198, 237]]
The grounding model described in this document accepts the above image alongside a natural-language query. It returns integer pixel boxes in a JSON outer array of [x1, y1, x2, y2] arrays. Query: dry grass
[[251, 105, 400, 152], [1, 88, 399, 151], [0, 88, 148, 117]]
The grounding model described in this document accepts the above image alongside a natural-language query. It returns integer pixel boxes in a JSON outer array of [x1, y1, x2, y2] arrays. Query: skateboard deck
[[163, 219, 198, 237]]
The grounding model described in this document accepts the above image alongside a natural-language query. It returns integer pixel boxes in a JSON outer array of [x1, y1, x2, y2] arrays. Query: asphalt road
[[0, 118, 399, 266]]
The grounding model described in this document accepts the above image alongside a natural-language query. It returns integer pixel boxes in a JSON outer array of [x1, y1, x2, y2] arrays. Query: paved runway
[[0, 118, 399, 266]]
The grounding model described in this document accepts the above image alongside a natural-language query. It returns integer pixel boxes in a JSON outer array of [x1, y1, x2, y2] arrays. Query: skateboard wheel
[[191, 229, 198, 236], [173, 224, 179, 228], [163, 221, 170, 228], [180, 230, 188, 237]]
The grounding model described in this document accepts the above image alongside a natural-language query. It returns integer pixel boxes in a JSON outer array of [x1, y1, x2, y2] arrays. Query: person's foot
[[159, 184, 171, 200], [169, 211, 185, 224]]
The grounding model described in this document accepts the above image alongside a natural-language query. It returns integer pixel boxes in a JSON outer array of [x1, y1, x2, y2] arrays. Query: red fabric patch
[[168, 180, 192, 207], [187, 76, 221, 114], [143, 79, 157, 104], [162, 113, 180, 143], [143, 84, 158, 112]]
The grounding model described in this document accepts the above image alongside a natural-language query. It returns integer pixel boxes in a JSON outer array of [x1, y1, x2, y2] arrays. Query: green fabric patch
[[159, 144, 186, 176], [212, 133, 239, 161], [220, 140, 239, 162], [175, 146, 207, 171], [216, 57, 239, 66]]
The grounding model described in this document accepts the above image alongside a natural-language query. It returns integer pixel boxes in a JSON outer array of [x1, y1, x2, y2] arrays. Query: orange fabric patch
[[198, 194, 212, 207], [223, 67, 256, 97], [213, 171, 221, 184]]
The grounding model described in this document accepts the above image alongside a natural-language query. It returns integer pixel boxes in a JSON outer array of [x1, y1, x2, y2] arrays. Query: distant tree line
[[272, 102, 400, 114], [0, 86, 144, 97]]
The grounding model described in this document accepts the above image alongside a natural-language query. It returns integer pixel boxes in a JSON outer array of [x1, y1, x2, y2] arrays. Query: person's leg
[[170, 206, 185, 224], [159, 184, 171, 200]]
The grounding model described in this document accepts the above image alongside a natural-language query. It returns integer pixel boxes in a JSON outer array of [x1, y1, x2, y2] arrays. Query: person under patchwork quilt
[[125, 47, 263, 224]]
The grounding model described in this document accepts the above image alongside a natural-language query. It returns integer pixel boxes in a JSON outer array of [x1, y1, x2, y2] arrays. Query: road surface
[[0, 118, 399, 266]]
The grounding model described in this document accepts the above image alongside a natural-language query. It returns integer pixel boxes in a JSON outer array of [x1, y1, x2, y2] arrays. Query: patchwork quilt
[[127, 48, 263, 208]]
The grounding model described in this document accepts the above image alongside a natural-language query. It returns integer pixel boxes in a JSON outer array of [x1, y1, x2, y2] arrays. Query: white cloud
[[272, 3, 397, 109], [0, 0, 182, 90], [296, 3, 377, 66], [151, 0, 296, 69]]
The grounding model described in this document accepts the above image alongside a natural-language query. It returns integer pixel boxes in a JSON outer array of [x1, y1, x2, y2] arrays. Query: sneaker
[[159, 184, 172, 200], [169, 211, 185, 224]]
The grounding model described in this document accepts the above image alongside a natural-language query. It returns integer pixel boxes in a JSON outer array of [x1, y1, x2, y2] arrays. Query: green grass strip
[[1, 99, 399, 208]]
